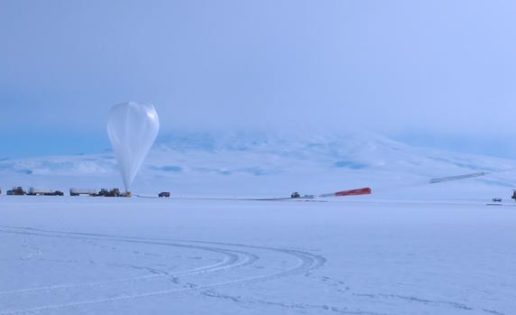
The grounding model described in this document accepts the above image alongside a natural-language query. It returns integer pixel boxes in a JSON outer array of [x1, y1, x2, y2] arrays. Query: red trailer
[[319, 187, 372, 198]]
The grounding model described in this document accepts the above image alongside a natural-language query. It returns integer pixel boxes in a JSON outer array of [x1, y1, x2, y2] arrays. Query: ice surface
[[1, 198, 515, 315]]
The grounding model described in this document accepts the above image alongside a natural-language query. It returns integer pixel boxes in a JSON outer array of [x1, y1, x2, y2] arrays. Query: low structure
[[97, 188, 131, 197], [70, 188, 99, 197], [27, 187, 64, 196], [7, 187, 26, 195]]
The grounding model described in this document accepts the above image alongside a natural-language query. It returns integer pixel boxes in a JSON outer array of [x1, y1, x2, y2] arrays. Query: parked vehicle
[[7, 187, 26, 195], [291, 192, 301, 198], [27, 187, 64, 196], [158, 192, 171, 198], [97, 188, 131, 197], [290, 192, 314, 199], [70, 188, 99, 197]]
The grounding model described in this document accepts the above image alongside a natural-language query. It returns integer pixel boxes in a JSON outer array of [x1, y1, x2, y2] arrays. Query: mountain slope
[[1, 131, 515, 199]]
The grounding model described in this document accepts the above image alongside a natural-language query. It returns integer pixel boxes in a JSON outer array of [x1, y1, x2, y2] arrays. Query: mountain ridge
[[1, 130, 515, 198]]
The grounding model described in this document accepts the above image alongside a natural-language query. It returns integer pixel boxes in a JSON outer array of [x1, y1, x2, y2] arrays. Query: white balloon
[[107, 102, 160, 192]]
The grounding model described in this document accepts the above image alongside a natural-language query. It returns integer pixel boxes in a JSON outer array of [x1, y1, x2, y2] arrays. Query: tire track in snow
[[200, 289, 387, 315], [352, 293, 506, 315], [0, 227, 254, 296], [0, 226, 325, 315]]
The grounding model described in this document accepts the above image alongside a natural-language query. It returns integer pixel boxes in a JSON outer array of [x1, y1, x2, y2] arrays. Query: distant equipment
[[7, 187, 26, 196], [107, 102, 160, 194], [158, 192, 171, 198], [512, 190, 516, 202], [290, 192, 315, 199], [97, 188, 131, 198], [70, 188, 99, 197], [319, 187, 372, 197], [492, 198, 502, 203], [27, 187, 64, 196], [69, 188, 130, 197]]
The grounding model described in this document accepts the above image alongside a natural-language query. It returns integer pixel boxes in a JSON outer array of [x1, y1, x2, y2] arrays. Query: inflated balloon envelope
[[107, 102, 160, 193]]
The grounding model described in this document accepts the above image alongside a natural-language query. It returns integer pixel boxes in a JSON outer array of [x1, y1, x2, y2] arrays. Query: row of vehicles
[[69, 188, 131, 197], [6, 187, 64, 196], [1, 187, 171, 198]]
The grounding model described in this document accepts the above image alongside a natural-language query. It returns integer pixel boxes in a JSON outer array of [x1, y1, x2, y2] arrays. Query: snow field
[[0, 197, 515, 314]]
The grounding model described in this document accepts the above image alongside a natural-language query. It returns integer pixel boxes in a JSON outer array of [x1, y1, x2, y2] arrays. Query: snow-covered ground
[[1, 197, 515, 315], [1, 131, 516, 314]]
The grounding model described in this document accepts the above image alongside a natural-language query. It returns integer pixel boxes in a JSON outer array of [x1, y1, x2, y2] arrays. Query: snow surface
[[1, 197, 516, 315], [1, 131, 516, 314]]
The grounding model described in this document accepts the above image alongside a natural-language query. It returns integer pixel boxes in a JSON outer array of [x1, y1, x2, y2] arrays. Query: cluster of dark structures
[[0, 187, 171, 198], [6, 187, 64, 196]]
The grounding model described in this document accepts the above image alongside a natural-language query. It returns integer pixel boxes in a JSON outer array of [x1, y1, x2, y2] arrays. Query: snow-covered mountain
[[1, 130, 515, 199]]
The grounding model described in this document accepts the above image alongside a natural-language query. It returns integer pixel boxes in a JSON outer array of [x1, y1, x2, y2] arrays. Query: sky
[[1, 0, 516, 158]]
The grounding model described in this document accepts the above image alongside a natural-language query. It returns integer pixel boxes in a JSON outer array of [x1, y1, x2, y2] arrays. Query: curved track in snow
[[0, 226, 325, 315]]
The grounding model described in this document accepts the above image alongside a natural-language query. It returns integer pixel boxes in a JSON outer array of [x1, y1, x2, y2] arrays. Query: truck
[[97, 188, 131, 197], [158, 192, 171, 198], [27, 187, 64, 196], [7, 187, 26, 195], [70, 188, 99, 197]]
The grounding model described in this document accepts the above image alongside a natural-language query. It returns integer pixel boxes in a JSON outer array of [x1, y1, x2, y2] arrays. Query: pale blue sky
[[1, 0, 516, 157]]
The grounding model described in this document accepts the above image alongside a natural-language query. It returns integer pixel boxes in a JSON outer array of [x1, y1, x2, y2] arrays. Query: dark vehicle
[[512, 190, 516, 202], [290, 192, 315, 199], [98, 188, 120, 197], [492, 198, 502, 203], [97, 188, 131, 197], [7, 187, 26, 195], [158, 192, 171, 198]]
